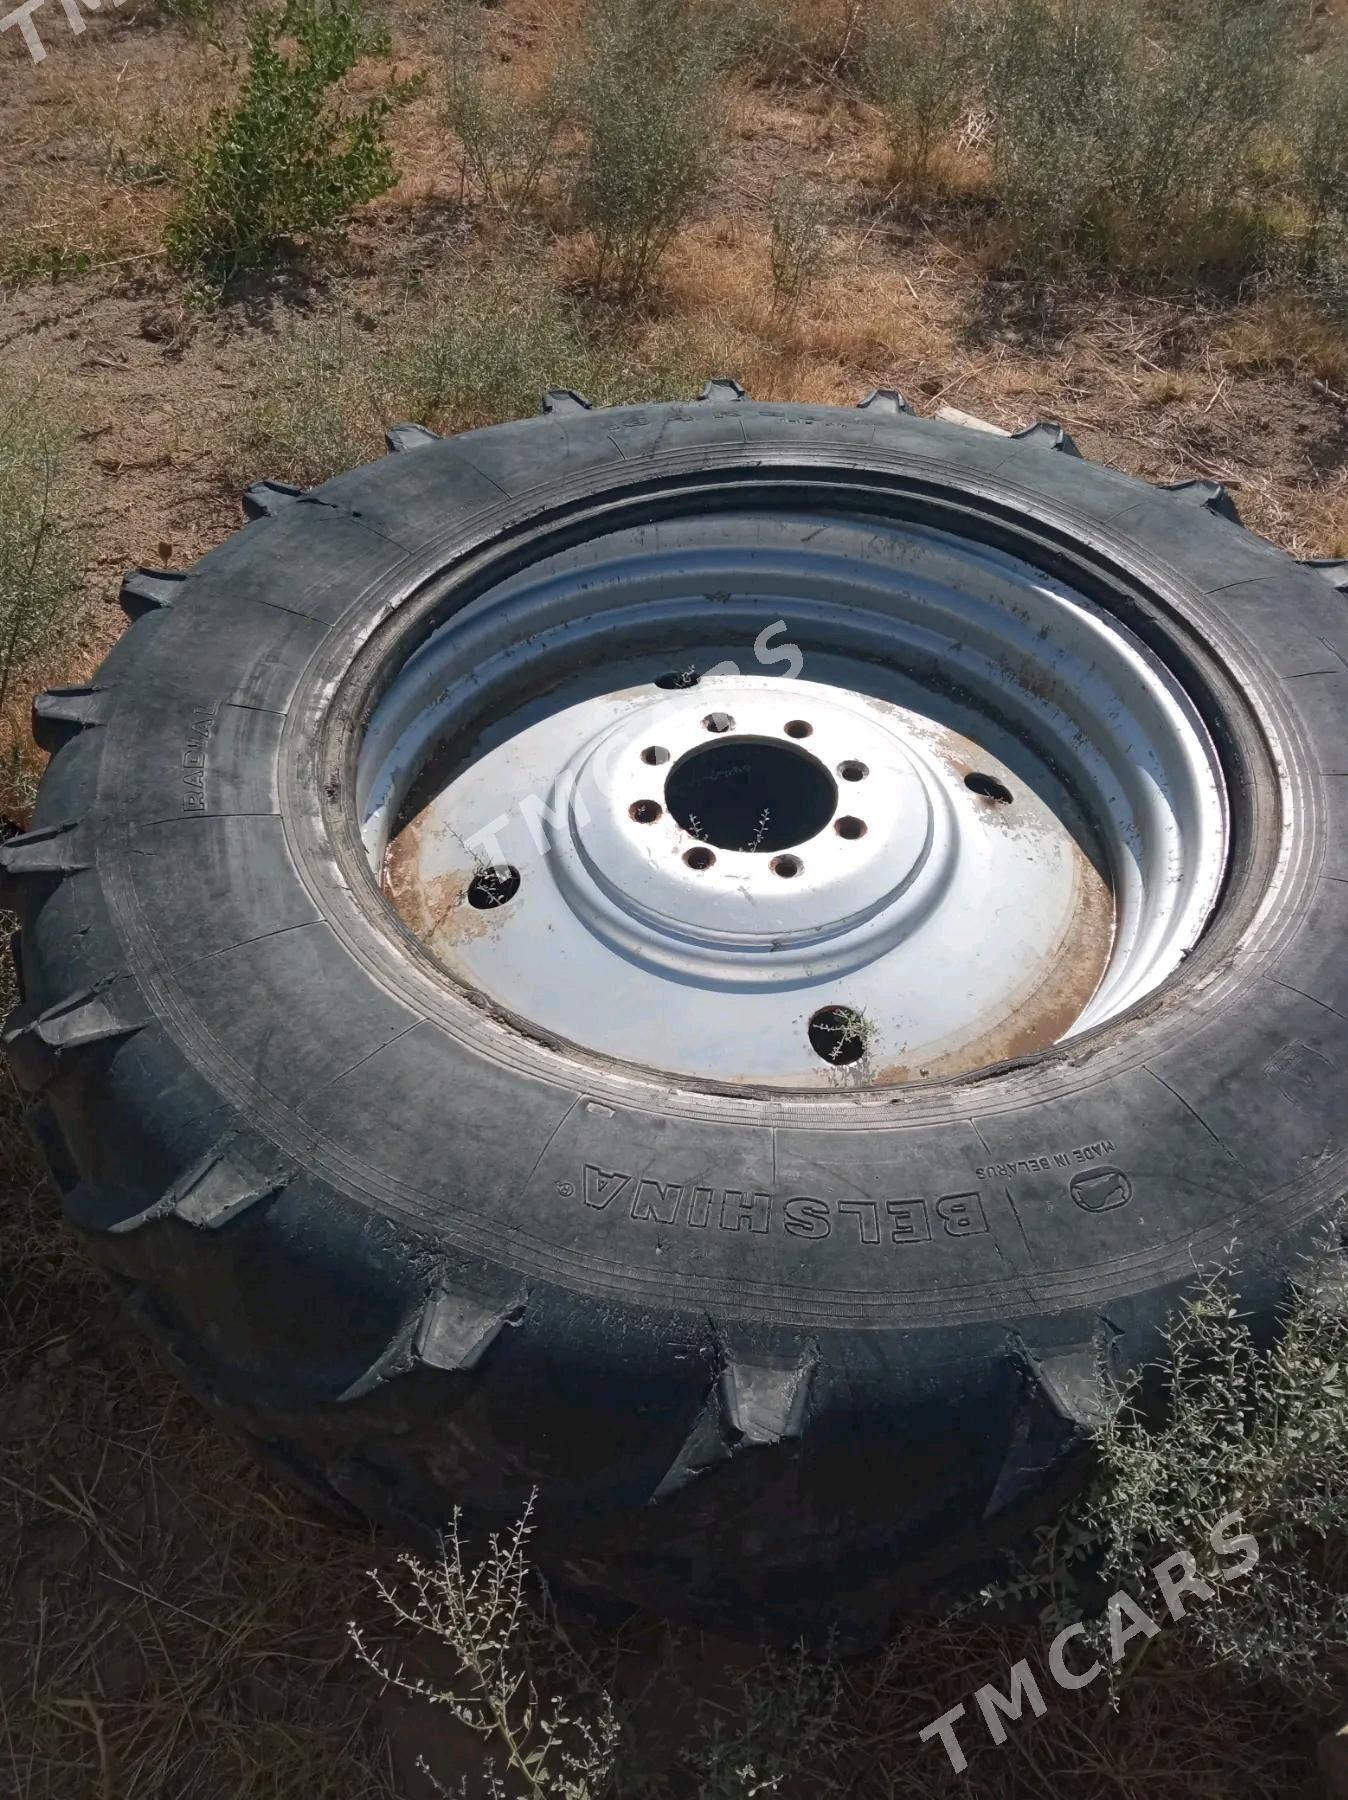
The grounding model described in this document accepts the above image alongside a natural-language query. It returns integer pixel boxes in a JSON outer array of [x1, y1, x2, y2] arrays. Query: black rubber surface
[[5, 392, 1347, 1646]]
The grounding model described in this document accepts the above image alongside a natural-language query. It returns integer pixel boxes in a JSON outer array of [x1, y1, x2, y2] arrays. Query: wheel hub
[[550, 679, 948, 984], [362, 509, 1227, 1088]]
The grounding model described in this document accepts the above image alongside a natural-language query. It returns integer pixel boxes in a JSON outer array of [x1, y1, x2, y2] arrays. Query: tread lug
[[1030, 1343, 1112, 1430], [541, 389, 592, 415], [337, 1284, 523, 1401], [0, 823, 89, 906], [1159, 478, 1241, 524], [413, 1286, 524, 1372], [856, 387, 913, 414], [107, 1142, 287, 1234], [1011, 420, 1082, 457], [650, 1350, 814, 1502], [119, 567, 186, 622], [384, 422, 441, 453], [721, 1352, 814, 1446], [1300, 557, 1348, 592], [649, 1400, 729, 1501], [3, 986, 146, 1092], [984, 1341, 1110, 1520], [242, 480, 304, 521], [697, 377, 747, 403], [32, 685, 111, 753]]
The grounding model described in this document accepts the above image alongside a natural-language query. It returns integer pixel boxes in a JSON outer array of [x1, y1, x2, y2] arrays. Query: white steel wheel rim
[[356, 510, 1228, 1089]]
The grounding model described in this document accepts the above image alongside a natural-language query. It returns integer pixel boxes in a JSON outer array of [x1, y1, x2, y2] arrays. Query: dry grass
[[1306, 475, 1348, 559], [0, 1089, 1332, 1800], [1219, 293, 1348, 392], [0, 1053, 396, 1798], [343, 1498, 1328, 1798], [0, 41, 225, 285], [0, 1051, 397, 1798]]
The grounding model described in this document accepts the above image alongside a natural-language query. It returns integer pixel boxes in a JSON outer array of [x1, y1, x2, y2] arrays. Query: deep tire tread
[[10, 390, 1342, 1646]]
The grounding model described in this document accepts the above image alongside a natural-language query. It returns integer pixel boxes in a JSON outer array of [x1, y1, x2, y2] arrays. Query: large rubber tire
[[6, 391, 1347, 1647]]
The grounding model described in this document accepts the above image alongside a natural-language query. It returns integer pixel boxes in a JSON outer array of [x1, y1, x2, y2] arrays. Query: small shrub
[[442, 0, 565, 219], [0, 379, 82, 822], [981, 0, 1129, 268], [1296, 45, 1348, 279], [994, 1249, 1348, 1701], [569, 0, 730, 297], [165, 0, 403, 285], [767, 175, 830, 316], [1123, 1, 1286, 237], [354, 1491, 849, 1799], [381, 277, 587, 427], [351, 1494, 621, 1799], [686, 1645, 844, 1799], [716, 0, 869, 84], [133, 0, 221, 30], [860, 0, 978, 194], [230, 274, 722, 485], [984, 0, 1288, 277], [0, 241, 98, 288], [382, 273, 727, 422]]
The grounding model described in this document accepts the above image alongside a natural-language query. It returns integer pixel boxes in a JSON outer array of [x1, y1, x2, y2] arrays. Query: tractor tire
[[5, 387, 1346, 1647]]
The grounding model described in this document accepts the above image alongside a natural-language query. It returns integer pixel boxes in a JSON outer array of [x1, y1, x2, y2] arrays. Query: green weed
[[1295, 43, 1348, 299], [987, 1249, 1348, 1702], [767, 175, 831, 317], [228, 274, 722, 486], [860, 0, 979, 193], [442, 0, 565, 220], [165, 0, 405, 285], [569, 0, 731, 297], [983, 0, 1289, 276]]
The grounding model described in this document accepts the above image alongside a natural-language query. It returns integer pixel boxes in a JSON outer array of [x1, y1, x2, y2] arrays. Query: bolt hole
[[683, 846, 715, 871], [834, 815, 867, 839], [630, 799, 663, 824], [655, 669, 699, 690], [641, 746, 670, 766], [703, 712, 734, 734], [784, 719, 812, 739], [838, 760, 868, 782], [808, 1005, 870, 1065], [965, 771, 1013, 805], [771, 853, 802, 878], [467, 865, 520, 910]]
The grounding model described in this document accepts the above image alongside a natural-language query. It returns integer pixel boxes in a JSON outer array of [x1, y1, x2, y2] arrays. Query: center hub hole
[[664, 738, 838, 853]]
